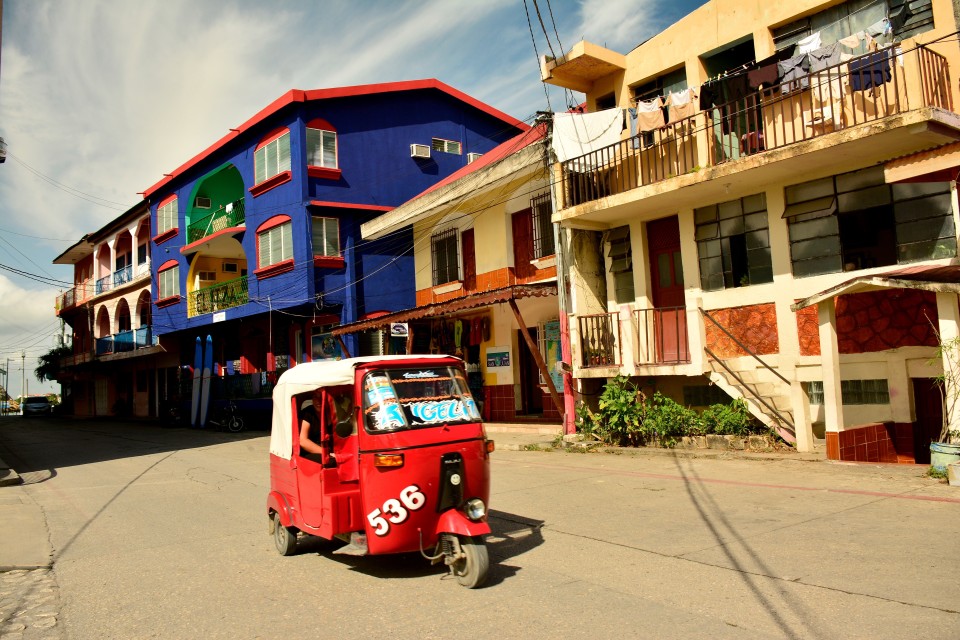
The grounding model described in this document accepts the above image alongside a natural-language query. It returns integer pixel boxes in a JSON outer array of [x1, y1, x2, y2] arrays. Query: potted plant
[[931, 334, 960, 474]]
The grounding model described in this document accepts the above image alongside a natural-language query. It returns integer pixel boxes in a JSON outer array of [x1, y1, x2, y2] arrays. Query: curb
[[0, 456, 23, 486]]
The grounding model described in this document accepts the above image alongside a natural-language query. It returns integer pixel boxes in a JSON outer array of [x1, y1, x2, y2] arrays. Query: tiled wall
[[705, 303, 779, 357], [484, 384, 516, 422], [825, 422, 915, 464]]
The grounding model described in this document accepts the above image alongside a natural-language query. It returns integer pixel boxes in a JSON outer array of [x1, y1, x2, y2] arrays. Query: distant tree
[[35, 346, 72, 383]]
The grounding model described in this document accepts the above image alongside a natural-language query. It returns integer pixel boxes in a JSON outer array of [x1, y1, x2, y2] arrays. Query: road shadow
[[295, 510, 544, 588], [672, 457, 825, 639], [0, 416, 264, 481]]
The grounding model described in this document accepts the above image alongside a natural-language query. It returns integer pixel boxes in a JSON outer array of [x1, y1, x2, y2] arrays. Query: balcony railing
[[578, 312, 620, 368], [95, 326, 155, 356], [95, 273, 112, 295], [187, 198, 246, 244], [635, 306, 690, 365], [560, 44, 952, 209], [188, 276, 248, 317]]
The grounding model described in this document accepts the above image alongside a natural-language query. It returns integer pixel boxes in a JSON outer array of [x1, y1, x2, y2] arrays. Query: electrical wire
[[5, 152, 134, 211]]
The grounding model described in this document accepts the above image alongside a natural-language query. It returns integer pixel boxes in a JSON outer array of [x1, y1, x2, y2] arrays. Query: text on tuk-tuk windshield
[[362, 367, 481, 432]]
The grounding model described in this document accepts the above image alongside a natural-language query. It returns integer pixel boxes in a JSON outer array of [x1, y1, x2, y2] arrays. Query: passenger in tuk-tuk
[[299, 390, 328, 463]]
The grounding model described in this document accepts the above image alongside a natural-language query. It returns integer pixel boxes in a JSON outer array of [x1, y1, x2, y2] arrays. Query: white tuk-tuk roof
[[269, 355, 459, 459]]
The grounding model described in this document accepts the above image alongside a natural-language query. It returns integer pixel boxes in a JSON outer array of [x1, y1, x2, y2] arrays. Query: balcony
[[188, 276, 248, 317], [95, 326, 155, 356], [634, 306, 690, 366], [578, 313, 620, 368], [57, 277, 93, 313], [558, 44, 958, 216], [187, 199, 246, 244]]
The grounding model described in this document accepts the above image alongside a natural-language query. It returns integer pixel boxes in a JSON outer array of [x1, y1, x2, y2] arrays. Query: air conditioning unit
[[410, 144, 431, 159], [467, 152, 483, 163], [194, 196, 212, 209]]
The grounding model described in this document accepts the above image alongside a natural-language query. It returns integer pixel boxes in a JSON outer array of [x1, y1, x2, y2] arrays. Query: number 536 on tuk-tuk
[[267, 355, 495, 588]]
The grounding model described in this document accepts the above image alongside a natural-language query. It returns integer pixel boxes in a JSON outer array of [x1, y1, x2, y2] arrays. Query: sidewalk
[[0, 453, 53, 571]]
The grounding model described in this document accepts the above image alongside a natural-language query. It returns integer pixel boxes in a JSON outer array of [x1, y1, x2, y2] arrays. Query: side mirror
[[334, 418, 354, 439]]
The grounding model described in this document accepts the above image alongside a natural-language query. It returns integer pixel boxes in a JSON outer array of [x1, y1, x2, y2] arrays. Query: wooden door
[[912, 378, 943, 464], [647, 216, 688, 363]]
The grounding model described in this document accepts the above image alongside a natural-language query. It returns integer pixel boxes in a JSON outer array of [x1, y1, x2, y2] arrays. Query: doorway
[[912, 378, 944, 464], [517, 328, 544, 416], [647, 216, 688, 363]]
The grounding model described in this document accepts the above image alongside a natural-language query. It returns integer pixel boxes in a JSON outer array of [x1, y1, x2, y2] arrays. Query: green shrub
[[701, 398, 754, 436]]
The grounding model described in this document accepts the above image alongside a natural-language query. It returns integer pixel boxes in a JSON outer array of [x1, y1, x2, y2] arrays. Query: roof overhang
[[540, 41, 627, 93], [791, 264, 960, 311], [53, 236, 95, 264], [331, 283, 557, 336], [361, 139, 546, 239], [885, 140, 960, 183]]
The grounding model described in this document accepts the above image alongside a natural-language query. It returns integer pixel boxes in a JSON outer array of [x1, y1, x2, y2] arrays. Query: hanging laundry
[[747, 63, 779, 90], [717, 73, 751, 135], [839, 32, 863, 50], [634, 97, 665, 132], [666, 88, 698, 123], [551, 108, 625, 163], [849, 49, 892, 91], [454, 320, 463, 349], [865, 18, 892, 47], [779, 54, 810, 94], [470, 317, 482, 345], [797, 31, 822, 54], [807, 42, 843, 74]]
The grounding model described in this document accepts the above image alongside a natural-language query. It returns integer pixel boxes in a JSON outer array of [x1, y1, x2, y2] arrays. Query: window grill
[[531, 193, 554, 259], [431, 228, 460, 286]]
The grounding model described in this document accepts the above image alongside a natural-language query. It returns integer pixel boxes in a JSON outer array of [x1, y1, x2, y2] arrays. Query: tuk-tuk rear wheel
[[273, 511, 298, 556], [452, 536, 488, 589]]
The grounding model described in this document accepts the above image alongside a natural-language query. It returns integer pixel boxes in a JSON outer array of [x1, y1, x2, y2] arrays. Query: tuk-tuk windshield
[[362, 366, 481, 432]]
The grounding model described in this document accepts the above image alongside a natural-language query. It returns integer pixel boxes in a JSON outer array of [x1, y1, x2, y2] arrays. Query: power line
[[6, 152, 133, 211]]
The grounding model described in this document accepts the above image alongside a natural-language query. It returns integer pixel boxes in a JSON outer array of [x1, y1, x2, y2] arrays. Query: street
[[1, 416, 959, 639]]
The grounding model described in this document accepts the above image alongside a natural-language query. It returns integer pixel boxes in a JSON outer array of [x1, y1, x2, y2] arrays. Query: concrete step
[[484, 422, 563, 436]]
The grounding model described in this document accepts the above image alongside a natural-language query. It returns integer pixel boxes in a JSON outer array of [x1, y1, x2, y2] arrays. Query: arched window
[[306, 118, 338, 170], [157, 195, 178, 236], [256, 216, 293, 271], [157, 259, 180, 300], [254, 128, 291, 186]]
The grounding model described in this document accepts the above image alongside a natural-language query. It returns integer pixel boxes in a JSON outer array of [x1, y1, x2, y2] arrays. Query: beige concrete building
[[542, 0, 960, 462], [339, 124, 567, 425]]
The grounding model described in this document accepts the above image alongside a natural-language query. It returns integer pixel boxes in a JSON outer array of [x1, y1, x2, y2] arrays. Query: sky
[[0, 0, 704, 396]]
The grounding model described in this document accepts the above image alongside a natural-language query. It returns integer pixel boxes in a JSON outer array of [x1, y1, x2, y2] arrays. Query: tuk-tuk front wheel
[[451, 535, 488, 589], [272, 511, 298, 556]]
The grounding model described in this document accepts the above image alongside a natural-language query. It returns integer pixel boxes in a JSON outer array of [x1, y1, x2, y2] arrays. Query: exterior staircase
[[704, 349, 797, 445]]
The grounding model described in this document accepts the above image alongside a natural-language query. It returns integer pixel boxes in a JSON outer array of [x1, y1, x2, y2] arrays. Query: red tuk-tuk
[[267, 355, 494, 588]]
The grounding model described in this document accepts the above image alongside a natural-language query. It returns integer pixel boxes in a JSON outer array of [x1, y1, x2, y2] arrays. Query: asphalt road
[[1, 417, 959, 639]]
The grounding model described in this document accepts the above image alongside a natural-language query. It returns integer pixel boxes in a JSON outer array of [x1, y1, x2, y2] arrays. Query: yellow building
[[336, 124, 567, 426], [542, 0, 960, 462]]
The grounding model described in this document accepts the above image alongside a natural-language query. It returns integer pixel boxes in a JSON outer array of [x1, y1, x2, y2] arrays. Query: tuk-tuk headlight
[[464, 498, 486, 521]]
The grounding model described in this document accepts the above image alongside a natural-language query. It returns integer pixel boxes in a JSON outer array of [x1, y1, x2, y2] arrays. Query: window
[[254, 131, 291, 185], [785, 167, 955, 278], [312, 216, 340, 258], [137, 243, 148, 265], [431, 228, 460, 286], [158, 264, 180, 299], [306, 127, 337, 169], [695, 193, 773, 291], [531, 193, 555, 259], [841, 379, 890, 405], [360, 366, 480, 432], [807, 381, 825, 405], [222, 262, 238, 273], [157, 197, 177, 235], [773, 0, 932, 54], [607, 226, 634, 304], [258, 221, 293, 268], [431, 138, 462, 155], [198, 271, 216, 282]]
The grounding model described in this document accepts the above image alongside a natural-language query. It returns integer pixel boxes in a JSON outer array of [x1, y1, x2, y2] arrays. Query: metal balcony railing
[[94, 326, 154, 356], [95, 274, 112, 295], [560, 43, 952, 209], [635, 306, 690, 365], [578, 312, 620, 368], [113, 264, 133, 287], [187, 198, 246, 244], [188, 276, 248, 317]]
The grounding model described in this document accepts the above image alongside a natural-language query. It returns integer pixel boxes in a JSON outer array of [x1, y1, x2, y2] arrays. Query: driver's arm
[[299, 417, 324, 455]]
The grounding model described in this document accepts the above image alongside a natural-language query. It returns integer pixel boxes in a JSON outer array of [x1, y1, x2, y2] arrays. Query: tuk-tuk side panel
[[319, 487, 364, 538], [359, 436, 490, 556], [269, 454, 300, 525]]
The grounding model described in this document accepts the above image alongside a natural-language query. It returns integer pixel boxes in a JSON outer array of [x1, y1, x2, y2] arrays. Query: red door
[[647, 217, 688, 363]]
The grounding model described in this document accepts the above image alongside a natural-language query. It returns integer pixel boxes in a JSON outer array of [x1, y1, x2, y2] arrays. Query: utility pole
[[21, 350, 25, 409]]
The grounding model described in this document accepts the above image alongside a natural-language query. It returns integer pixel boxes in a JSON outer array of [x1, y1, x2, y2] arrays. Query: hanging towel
[[839, 32, 863, 49], [797, 31, 822, 54], [551, 108, 625, 164], [779, 54, 810, 94], [635, 97, 665, 132], [667, 88, 698, 123]]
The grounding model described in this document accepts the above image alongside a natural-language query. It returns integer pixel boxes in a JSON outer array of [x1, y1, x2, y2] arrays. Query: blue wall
[[152, 86, 524, 353]]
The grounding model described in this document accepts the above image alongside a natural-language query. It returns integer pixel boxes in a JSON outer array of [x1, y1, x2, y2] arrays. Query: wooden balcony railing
[[635, 306, 690, 365], [560, 43, 952, 209]]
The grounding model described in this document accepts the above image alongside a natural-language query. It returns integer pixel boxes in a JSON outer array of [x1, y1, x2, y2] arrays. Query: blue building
[[143, 80, 527, 415]]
